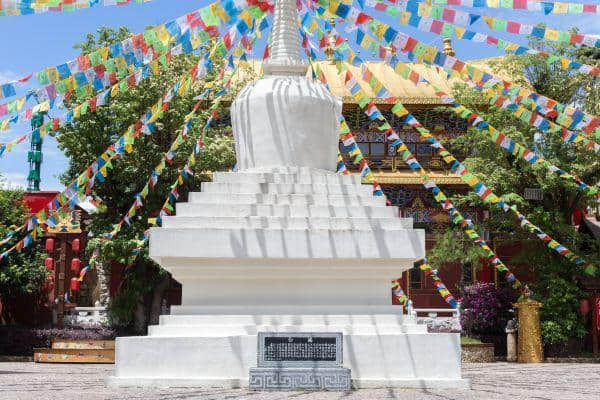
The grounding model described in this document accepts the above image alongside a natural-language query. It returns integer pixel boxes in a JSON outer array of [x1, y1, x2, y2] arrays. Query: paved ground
[[1, 362, 599, 400]]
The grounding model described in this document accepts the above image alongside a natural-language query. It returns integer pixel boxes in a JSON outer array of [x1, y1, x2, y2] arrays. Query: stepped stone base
[[109, 168, 468, 389]]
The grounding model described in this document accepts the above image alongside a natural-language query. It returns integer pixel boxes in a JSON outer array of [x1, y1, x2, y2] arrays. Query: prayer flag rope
[[318, 0, 600, 136], [450, 69, 600, 142], [333, 25, 596, 273], [353, 27, 599, 198], [389, 101, 596, 274], [424, 0, 599, 15], [366, 0, 600, 48], [349, 50, 596, 274], [101, 13, 266, 241], [337, 59, 523, 290], [0, 134, 27, 157], [0, 39, 220, 260], [303, 19, 446, 305], [0, 0, 265, 101], [0, 0, 152, 17], [392, 278, 408, 305], [339, 64, 467, 305], [363, 2, 599, 77], [0, 0, 247, 128]]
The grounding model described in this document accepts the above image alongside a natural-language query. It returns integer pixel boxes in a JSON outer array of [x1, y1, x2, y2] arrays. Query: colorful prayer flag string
[[366, 0, 599, 48], [319, 0, 600, 137], [353, 27, 599, 197]]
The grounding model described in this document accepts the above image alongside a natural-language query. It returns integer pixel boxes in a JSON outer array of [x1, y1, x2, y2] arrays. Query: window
[[409, 265, 422, 289], [371, 143, 385, 156], [460, 262, 473, 289]]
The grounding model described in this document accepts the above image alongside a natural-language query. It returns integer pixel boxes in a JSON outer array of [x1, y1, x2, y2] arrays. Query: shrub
[[535, 277, 586, 345], [460, 282, 517, 336]]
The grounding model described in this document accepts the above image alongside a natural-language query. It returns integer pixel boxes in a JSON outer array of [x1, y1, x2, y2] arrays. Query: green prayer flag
[[36, 71, 50, 86], [200, 7, 219, 27], [440, 23, 454, 38], [89, 51, 102, 67]]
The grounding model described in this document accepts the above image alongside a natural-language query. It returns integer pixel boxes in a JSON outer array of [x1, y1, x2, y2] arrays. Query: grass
[[461, 336, 484, 345]]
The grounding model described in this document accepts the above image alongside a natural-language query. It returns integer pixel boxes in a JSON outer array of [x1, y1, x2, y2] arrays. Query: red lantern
[[70, 258, 81, 275], [580, 299, 590, 316], [70, 277, 80, 292], [44, 257, 54, 271], [45, 238, 54, 252], [45, 277, 54, 293], [72, 238, 80, 253]]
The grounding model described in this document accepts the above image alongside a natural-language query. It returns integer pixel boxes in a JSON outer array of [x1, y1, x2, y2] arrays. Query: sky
[[0, 0, 597, 191]]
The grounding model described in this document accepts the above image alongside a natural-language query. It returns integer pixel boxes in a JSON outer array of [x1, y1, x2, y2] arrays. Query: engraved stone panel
[[250, 332, 351, 391]]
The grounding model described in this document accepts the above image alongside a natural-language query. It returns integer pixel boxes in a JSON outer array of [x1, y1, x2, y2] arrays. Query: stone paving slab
[[1, 362, 599, 400]]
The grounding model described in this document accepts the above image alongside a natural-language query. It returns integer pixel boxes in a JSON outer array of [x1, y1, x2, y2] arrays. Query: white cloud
[[0, 70, 19, 84], [0, 172, 27, 189]]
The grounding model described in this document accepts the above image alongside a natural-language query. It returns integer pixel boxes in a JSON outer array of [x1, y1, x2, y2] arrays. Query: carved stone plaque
[[250, 332, 350, 391], [259, 332, 341, 367]]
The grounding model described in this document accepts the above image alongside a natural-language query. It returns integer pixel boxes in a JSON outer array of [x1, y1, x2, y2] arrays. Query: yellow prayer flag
[[110, 84, 120, 97], [417, 3, 430, 17], [150, 60, 160, 75], [482, 16, 494, 29], [46, 67, 60, 83], [552, 2, 569, 13], [400, 12, 410, 26], [98, 47, 110, 62], [545, 29, 559, 41]]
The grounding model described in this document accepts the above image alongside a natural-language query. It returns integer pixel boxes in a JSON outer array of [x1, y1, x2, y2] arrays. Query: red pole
[[593, 294, 600, 356]]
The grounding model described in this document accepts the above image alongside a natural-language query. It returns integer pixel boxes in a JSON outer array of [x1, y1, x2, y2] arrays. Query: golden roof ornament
[[442, 38, 455, 57]]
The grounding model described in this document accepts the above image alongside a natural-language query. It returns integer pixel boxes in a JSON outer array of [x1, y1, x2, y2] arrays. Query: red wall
[[23, 191, 59, 214]]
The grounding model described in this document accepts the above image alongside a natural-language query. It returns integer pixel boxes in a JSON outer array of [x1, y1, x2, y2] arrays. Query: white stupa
[[109, 0, 467, 388]]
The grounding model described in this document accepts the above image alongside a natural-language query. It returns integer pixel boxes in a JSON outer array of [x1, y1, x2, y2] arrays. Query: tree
[[428, 34, 599, 346], [56, 27, 250, 332], [0, 177, 48, 326]]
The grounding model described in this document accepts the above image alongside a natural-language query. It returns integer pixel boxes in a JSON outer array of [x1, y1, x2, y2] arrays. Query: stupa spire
[[263, 0, 308, 76]]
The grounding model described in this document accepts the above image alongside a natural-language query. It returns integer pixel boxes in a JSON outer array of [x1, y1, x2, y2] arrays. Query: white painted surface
[[110, 330, 467, 388], [110, 0, 468, 389]]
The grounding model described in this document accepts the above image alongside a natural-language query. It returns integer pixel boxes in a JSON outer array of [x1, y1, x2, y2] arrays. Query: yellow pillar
[[515, 287, 544, 363]]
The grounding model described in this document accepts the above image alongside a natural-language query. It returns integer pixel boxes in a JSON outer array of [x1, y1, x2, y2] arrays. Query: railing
[[414, 308, 462, 333], [415, 308, 460, 318]]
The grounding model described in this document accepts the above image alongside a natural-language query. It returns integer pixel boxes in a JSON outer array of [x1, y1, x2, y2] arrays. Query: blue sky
[[0, 0, 597, 191]]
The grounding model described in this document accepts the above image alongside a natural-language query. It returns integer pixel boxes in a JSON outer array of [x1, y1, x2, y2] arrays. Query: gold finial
[[325, 18, 338, 64], [442, 38, 455, 57]]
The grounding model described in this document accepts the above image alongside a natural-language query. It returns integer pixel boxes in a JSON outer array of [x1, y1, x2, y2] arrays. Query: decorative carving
[[249, 368, 351, 391]]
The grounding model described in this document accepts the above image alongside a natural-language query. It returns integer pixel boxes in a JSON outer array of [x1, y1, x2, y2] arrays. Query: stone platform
[[108, 168, 468, 389]]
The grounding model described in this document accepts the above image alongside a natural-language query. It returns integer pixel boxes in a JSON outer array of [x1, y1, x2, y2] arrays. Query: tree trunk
[[97, 261, 111, 307], [149, 275, 170, 326], [134, 294, 146, 334]]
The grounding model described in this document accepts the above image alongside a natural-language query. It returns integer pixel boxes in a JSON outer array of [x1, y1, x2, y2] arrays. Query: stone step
[[147, 324, 405, 337], [175, 203, 399, 218], [161, 216, 412, 230], [150, 227, 424, 259], [159, 313, 403, 326], [200, 182, 373, 196], [213, 171, 362, 185], [187, 192, 386, 206]]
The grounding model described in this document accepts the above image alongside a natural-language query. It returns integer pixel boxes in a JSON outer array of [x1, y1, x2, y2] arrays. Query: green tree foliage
[[427, 35, 599, 345], [0, 177, 48, 325], [56, 27, 252, 332]]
